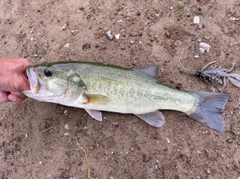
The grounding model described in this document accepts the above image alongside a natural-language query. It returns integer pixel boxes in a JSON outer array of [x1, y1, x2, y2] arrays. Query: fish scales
[[73, 63, 198, 114]]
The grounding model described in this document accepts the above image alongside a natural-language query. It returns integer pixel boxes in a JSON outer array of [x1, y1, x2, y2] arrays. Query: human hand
[[0, 58, 33, 103]]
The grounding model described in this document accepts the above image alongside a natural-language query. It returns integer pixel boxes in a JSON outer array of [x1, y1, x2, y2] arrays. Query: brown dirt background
[[0, 0, 240, 179]]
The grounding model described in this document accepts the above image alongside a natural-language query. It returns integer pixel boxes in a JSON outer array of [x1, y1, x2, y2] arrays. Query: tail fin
[[188, 91, 230, 132]]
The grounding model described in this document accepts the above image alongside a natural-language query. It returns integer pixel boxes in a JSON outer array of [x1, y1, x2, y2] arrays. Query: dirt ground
[[0, 0, 240, 178]]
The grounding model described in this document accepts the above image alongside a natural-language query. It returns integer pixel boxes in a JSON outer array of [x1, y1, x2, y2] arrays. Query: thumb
[[21, 76, 31, 90], [15, 75, 30, 91], [0, 91, 10, 102]]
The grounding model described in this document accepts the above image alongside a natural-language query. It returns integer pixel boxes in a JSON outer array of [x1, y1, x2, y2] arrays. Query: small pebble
[[205, 168, 211, 174], [71, 30, 78, 35], [230, 17, 239, 21], [193, 16, 200, 24], [203, 36, 210, 40], [136, 11, 141, 16], [138, 31, 143, 36], [64, 124, 69, 130], [64, 132, 69, 136], [64, 43, 70, 48], [199, 42, 211, 53], [194, 10, 203, 16], [79, 7, 84, 11], [106, 31, 113, 40], [199, 48, 205, 54], [115, 34, 120, 39], [194, 55, 199, 58], [61, 23, 68, 30], [130, 40, 135, 44], [180, 148, 190, 158]]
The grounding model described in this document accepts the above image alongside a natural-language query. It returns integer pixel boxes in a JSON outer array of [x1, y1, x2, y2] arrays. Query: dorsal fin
[[133, 65, 159, 80]]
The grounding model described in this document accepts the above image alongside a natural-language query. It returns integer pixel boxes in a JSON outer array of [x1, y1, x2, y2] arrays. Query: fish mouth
[[26, 67, 40, 94], [26, 67, 47, 95]]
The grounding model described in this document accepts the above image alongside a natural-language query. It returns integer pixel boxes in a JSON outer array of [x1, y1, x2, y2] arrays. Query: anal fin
[[135, 111, 165, 127]]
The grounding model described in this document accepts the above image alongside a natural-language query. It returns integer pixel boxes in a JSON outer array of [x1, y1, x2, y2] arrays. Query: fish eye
[[44, 68, 54, 77]]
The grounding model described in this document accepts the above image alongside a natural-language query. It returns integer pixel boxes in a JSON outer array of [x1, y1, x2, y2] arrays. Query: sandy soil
[[0, 0, 240, 178]]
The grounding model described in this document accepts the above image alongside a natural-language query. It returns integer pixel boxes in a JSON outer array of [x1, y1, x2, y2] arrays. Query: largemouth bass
[[22, 61, 230, 132]]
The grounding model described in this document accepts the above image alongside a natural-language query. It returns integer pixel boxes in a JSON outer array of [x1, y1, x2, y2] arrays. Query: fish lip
[[26, 67, 39, 94]]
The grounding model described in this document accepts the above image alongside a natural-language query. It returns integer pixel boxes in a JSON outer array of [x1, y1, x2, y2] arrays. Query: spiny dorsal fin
[[133, 65, 159, 80]]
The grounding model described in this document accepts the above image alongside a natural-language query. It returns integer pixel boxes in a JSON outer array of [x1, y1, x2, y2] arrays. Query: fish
[[22, 61, 230, 132]]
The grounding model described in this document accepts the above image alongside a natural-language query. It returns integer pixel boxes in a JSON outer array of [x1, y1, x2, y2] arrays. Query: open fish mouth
[[26, 67, 39, 94], [25, 67, 47, 95]]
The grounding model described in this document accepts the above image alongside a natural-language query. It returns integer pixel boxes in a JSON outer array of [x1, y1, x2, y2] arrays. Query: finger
[[8, 94, 26, 104], [21, 58, 33, 66], [20, 76, 31, 90], [15, 58, 33, 74], [0, 91, 10, 102], [12, 75, 30, 91], [19, 58, 33, 71], [10, 91, 26, 98]]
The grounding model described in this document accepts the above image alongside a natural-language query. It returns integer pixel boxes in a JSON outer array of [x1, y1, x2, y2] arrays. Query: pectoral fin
[[76, 91, 89, 104], [85, 109, 102, 121], [88, 94, 109, 105], [77, 91, 109, 105], [135, 111, 165, 127]]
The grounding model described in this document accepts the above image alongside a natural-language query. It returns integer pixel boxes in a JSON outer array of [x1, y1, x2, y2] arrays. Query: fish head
[[22, 63, 84, 103]]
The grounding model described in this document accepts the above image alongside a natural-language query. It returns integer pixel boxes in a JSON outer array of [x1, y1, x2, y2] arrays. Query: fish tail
[[188, 91, 230, 132]]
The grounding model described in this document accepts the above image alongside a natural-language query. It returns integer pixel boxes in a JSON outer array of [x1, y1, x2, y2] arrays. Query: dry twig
[[76, 140, 94, 179]]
